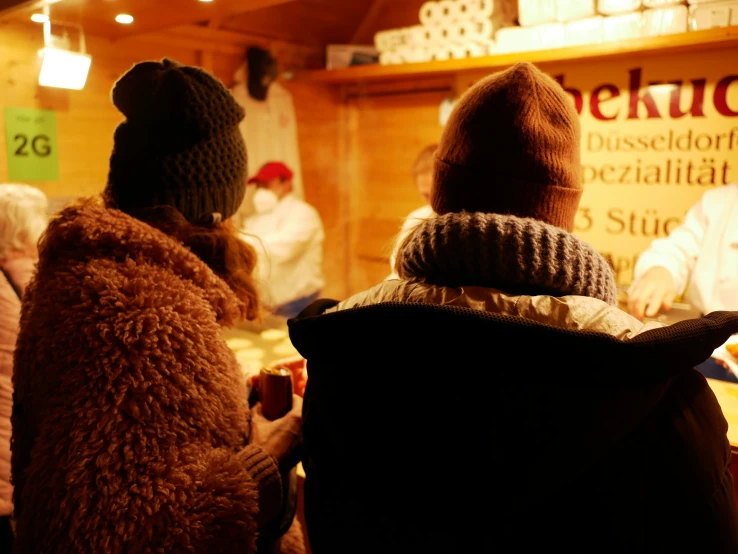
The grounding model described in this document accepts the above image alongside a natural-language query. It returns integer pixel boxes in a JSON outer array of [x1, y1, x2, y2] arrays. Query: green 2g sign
[[4, 107, 59, 181], [14, 133, 52, 158]]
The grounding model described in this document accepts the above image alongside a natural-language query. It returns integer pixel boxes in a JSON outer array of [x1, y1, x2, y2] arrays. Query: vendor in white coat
[[387, 144, 437, 280], [628, 183, 738, 381], [240, 161, 325, 318]]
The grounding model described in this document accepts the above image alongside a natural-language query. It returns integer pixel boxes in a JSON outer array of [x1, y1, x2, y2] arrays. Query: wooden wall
[[0, 19, 452, 301], [343, 84, 450, 292], [0, 19, 349, 299], [0, 21, 220, 200], [288, 80, 346, 299]]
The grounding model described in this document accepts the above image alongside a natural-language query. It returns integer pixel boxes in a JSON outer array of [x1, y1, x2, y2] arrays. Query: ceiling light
[[199, 0, 214, 3], [115, 14, 134, 24], [38, 48, 92, 90], [31, 14, 49, 23], [38, 20, 92, 90]]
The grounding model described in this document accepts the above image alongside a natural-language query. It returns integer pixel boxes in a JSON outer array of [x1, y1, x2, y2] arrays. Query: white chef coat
[[633, 183, 738, 314], [387, 204, 435, 280], [240, 193, 325, 308]]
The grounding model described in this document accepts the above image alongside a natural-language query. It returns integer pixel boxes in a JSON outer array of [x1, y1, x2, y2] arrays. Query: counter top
[[223, 316, 299, 379], [707, 379, 738, 448], [222, 318, 738, 451]]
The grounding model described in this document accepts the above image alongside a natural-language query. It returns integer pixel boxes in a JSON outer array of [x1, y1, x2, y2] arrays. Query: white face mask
[[253, 188, 279, 213]]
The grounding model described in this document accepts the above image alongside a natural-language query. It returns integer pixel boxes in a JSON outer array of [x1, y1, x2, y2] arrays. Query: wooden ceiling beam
[[120, 0, 298, 37], [0, 0, 298, 37], [125, 29, 245, 56], [121, 23, 323, 61], [207, 17, 224, 30], [350, 0, 387, 45], [0, 0, 58, 18], [156, 24, 322, 55], [222, 0, 295, 16]]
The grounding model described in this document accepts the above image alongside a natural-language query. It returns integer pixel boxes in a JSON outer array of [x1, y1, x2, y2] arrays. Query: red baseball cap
[[248, 162, 294, 184]]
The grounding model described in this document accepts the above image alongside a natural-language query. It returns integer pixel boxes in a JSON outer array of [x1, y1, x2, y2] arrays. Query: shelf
[[293, 26, 738, 84]]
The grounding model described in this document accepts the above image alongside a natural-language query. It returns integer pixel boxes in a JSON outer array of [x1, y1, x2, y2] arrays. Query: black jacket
[[290, 300, 738, 554]]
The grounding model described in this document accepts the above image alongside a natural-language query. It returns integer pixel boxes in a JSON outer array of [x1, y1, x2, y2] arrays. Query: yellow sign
[[460, 47, 738, 285]]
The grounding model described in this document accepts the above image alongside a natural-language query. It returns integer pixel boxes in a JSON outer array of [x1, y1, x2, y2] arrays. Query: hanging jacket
[[231, 67, 306, 200]]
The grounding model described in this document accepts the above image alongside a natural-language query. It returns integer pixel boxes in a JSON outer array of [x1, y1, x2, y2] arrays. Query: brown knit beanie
[[432, 62, 582, 232], [105, 58, 247, 224]]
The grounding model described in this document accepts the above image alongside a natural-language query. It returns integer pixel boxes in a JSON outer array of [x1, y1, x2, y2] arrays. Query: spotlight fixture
[[115, 14, 134, 24], [37, 20, 92, 90]]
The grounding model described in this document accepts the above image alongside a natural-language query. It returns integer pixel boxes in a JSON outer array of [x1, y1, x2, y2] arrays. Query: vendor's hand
[[627, 266, 677, 321], [250, 395, 303, 471]]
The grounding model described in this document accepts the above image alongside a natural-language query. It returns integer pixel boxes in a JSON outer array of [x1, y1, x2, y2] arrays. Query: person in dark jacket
[[288, 62, 738, 554]]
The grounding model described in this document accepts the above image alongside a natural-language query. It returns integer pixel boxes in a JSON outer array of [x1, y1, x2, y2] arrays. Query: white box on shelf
[[495, 25, 541, 52], [563, 16, 605, 46], [643, 0, 687, 7], [518, 0, 557, 27], [598, 0, 642, 14], [537, 22, 566, 48], [689, 1, 738, 28], [556, 0, 597, 22], [603, 12, 643, 41], [642, 5, 688, 36], [326, 44, 379, 70]]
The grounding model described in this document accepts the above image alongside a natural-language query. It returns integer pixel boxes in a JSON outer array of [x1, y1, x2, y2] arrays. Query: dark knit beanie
[[432, 62, 582, 232], [106, 58, 247, 223]]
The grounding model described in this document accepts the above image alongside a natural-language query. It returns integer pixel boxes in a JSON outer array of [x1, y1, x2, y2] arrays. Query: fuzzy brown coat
[[11, 201, 304, 553]]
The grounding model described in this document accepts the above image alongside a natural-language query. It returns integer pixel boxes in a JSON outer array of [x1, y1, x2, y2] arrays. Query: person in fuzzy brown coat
[[11, 59, 305, 554]]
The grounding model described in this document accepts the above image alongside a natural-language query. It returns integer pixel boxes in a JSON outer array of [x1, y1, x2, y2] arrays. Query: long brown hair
[[131, 205, 262, 321]]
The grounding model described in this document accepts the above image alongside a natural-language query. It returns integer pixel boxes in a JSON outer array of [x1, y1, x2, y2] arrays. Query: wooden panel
[[0, 18, 343, 301], [222, 0, 373, 47], [286, 80, 347, 300], [356, 218, 405, 261], [353, 257, 393, 294], [295, 25, 738, 83], [0, 20, 208, 200], [350, 89, 448, 220], [0, 20, 316, 198], [1, 0, 297, 39], [344, 87, 449, 295], [148, 24, 325, 76]]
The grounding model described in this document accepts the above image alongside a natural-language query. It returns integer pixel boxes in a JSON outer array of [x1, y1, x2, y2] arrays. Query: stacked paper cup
[[374, 0, 500, 65]]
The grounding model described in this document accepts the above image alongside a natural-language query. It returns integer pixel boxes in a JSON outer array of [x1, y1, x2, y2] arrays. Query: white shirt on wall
[[634, 183, 738, 314], [241, 193, 325, 309], [230, 65, 305, 199], [387, 204, 435, 280]]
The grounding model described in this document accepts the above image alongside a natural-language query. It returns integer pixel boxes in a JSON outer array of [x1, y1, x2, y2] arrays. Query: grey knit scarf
[[396, 211, 618, 306]]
